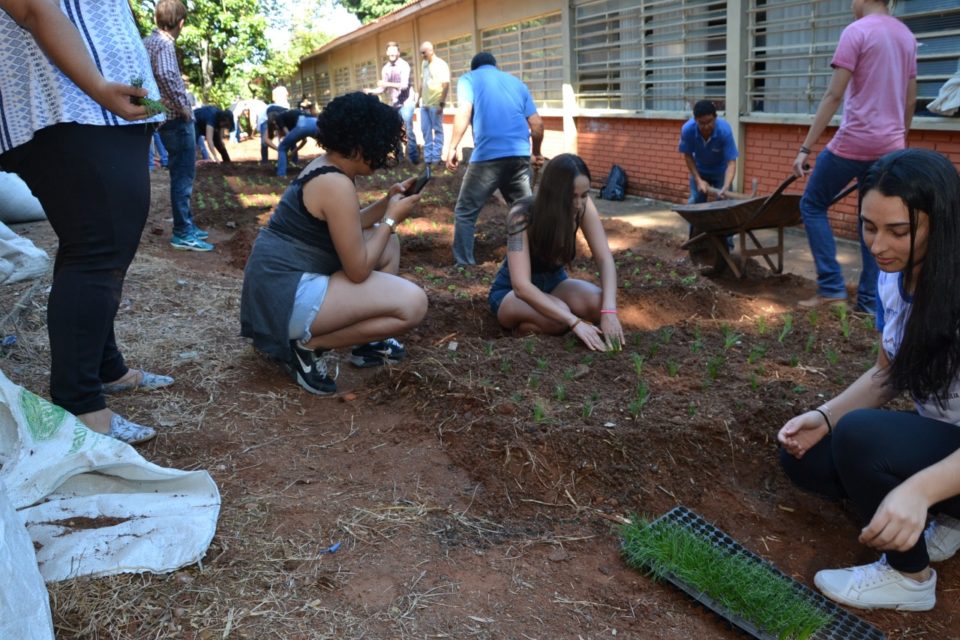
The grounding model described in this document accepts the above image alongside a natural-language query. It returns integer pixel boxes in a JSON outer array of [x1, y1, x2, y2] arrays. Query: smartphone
[[404, 166, 432, 196]]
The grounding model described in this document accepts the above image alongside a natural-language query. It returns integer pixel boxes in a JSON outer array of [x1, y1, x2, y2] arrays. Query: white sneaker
[[926, 513, 960, 563], [814, 556, 936, 611]]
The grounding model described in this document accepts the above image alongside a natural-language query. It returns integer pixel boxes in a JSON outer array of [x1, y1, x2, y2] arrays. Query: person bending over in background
[[678, 100, 738, 203], [778, 149, 960, 612], [489, 154, 624, 351], [241, 92, 428, 396], [193, 105, 233, 163], [0, 0, 172, 444]]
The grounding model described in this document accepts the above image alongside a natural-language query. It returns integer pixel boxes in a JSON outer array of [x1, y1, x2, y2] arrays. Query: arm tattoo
[[507, 232, 523, 252]]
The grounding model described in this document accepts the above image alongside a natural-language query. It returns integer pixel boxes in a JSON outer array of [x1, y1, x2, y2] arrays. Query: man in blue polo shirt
[[445, 52, 544, 265], [678, 100, 738, 203]]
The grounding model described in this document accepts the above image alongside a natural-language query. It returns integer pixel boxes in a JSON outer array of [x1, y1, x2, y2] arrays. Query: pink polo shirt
[[827, 14, 917, 161]]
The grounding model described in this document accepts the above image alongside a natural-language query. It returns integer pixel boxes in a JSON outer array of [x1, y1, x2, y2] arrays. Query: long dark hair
[[861, 149, 960, 402], [509, 154, 591, 267]]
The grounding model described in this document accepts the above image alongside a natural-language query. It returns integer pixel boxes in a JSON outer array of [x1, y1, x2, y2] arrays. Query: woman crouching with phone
[[241, 92, 428, 395], [488, 154, 624, 351]]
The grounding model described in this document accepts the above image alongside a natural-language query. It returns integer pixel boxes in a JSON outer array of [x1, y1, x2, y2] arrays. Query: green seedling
[[749, 373, 759, 391], [788, 355, 800, 367], [721, 324, 742, 350], [861, 315, 877, 332], [691, 326, 704, 354], [536, 357, 548, 371], [563, 334, 578, 352], [687, 402, 698, 417], [129, 76, 165, 116], [582, 396, 594, 418], [756, 315, 768, 336], [631, 353, 646, 377], [825, 347, 839, 366], [659, 327, 675, 345], [793, 384, 807, 394], [804, 333, 816, 354], [608, 335, 623, 352], [647, 343, 661, 360], [632, 332, 644, 348], [562, 367, 575, 382], [680, 274, 697, 286], [621, 518, 833, 640], [628, 381, 650, 417], [622, 280, 632, 289], [706, 355, 725, 381], [482, 341, 494, 357], [807, 309, 820, 327], [510, 391, 523, 404], [523, 337, 536, 355], [532, 400, 547, 423], [554, 384, 566, 402], [499, 358, 511, 374], [747, 345, 766, 365], [580, 354, 595, 366], [527, 375, 540, 390], [778, 313, 794, 344], [666, 360, 680, 377], [869, 342, 880, 357]]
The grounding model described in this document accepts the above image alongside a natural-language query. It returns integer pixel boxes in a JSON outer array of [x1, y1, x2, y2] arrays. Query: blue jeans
[[453, 157, 532, 265], [277, 116, 317, 177], [399, 102, 419, 163], [259, 121, 270, 163], [148, 131, 168, 169], [420, 106, 443, 163], [159, 120, 197, 237], [196, 134, 210, 160], [800, 148, 877, 312]]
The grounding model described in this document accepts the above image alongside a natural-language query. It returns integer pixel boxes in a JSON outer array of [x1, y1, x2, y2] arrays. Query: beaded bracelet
[[799, 145, 812, 155], [569, 318, 582, 331], [600, 309, 618, 315]]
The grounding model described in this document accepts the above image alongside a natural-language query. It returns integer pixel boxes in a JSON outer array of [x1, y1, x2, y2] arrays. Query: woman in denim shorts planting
[[488, 154, 624, 351]]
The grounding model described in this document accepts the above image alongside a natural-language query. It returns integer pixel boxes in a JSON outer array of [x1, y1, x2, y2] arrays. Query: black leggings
[[781, 408, 960, 572], [0, 124, 151, 415]]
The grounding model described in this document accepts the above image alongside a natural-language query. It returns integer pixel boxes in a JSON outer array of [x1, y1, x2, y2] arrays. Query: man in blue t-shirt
[[445, 52, 544, 265], [678, 100, 738, 204]]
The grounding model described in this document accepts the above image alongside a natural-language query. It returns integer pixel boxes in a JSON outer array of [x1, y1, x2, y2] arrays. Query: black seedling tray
[[643, 506, 885, 640]]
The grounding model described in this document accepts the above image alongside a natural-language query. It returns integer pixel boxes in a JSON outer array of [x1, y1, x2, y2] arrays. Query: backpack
[[600, 164, 627, 201]]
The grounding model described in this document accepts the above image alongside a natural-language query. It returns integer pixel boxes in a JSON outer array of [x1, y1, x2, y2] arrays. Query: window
[[354, 59, 377, 92], [895, 0, 960, 114], [748, 0, 960, 115], [300, 74, 316, 104], [433, 35, 473, 105], [481, 13, 564, 108], [333, 66, 351, 97], [316, 69, 332, 107], [574, 0, 726, 111]]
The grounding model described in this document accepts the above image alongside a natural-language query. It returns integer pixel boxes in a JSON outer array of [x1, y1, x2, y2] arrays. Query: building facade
[[293, 0, 960, 239]]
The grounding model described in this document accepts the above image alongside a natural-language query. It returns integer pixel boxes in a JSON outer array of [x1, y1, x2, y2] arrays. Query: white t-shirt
[[0, 0, 162, 154], [877, 271, 960, 423]]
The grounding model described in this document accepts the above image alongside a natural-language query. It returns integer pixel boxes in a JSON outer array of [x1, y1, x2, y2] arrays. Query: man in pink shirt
[[792, 0, 916, 313]]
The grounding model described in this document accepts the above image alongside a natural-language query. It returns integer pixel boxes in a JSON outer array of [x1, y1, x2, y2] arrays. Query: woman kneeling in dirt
[[488, 153, 624, 351], [241, 92, 428, 395], [778, 149, 960, 612]]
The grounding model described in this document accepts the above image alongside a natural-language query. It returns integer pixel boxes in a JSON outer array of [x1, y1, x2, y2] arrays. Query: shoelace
[[851, 555, 891, 587]]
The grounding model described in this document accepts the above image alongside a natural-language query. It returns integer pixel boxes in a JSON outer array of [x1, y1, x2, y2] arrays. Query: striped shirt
[[143, 29, 192, 121], [0, 0, 162, 153]]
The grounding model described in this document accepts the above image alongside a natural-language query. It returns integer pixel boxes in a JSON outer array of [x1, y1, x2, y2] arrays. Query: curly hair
[[315, 92, 403, 170]]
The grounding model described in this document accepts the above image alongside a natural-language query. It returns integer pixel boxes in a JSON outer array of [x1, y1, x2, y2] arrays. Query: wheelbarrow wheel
[[687, 227, 727, 275]]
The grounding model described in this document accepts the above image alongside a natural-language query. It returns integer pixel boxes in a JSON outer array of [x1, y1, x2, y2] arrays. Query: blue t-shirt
[[678, 117, 738, 176], [457, 65, 537, 162]]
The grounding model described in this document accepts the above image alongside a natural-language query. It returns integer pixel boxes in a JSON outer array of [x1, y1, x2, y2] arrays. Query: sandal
[[102, 369, 174, 394]]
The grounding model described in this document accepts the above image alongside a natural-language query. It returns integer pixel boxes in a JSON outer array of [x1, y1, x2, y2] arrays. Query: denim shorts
[[488, 264, 568, 316], [287, 272, 331, 342]]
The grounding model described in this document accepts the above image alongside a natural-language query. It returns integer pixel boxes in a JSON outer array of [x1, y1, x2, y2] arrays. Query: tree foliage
[[337, 0, 407, 24], [132, 0, 271, 106]]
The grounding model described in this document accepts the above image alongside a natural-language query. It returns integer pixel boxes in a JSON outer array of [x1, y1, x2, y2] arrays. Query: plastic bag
[[600, 164, 627, 201], [0, 220, 49, 285], [0, 172, 45, 223]]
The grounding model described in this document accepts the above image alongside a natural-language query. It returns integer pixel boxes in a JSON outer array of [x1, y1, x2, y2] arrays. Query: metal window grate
[[433, 34, 473, 105], [574, 0, 727, 112], [481, 13, 564, 108], [748, 0, 960, 115], [315, 70, 332, 107], [353, 59, 377, 94], [333, 66, 351, 98]]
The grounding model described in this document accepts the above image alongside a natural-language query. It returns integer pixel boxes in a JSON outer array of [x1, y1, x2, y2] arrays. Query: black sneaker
[[286, 340, 337, 395], [348, 338, 406, 368]]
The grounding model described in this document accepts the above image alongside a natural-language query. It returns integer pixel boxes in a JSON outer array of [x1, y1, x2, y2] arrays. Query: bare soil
[[2, 140, 958, 639]]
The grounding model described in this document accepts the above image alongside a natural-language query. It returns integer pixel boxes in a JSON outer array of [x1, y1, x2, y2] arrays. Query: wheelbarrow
[[672, 174, 858, 278]]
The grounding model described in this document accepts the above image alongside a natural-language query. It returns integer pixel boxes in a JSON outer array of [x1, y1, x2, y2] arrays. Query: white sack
[[0, 172, 45, 223], [0, 220, 49, 284], [0, 369, 221, 582]]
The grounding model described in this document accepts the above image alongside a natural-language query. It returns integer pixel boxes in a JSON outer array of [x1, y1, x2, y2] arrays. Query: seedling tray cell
[[635, 506, 885, 640]]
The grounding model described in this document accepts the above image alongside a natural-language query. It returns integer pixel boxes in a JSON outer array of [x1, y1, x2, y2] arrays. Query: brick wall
[[578, 116, 960, 241]]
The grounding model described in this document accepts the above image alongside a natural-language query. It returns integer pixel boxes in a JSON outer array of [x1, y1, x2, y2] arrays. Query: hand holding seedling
[[600, 313, 624, 351], [89, 80, 151, 121], [778, 411, 829, 458], [860, 483, 928, 552]]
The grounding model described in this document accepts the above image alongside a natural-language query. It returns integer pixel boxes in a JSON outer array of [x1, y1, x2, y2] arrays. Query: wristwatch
[[383, 217, 397, 229]]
